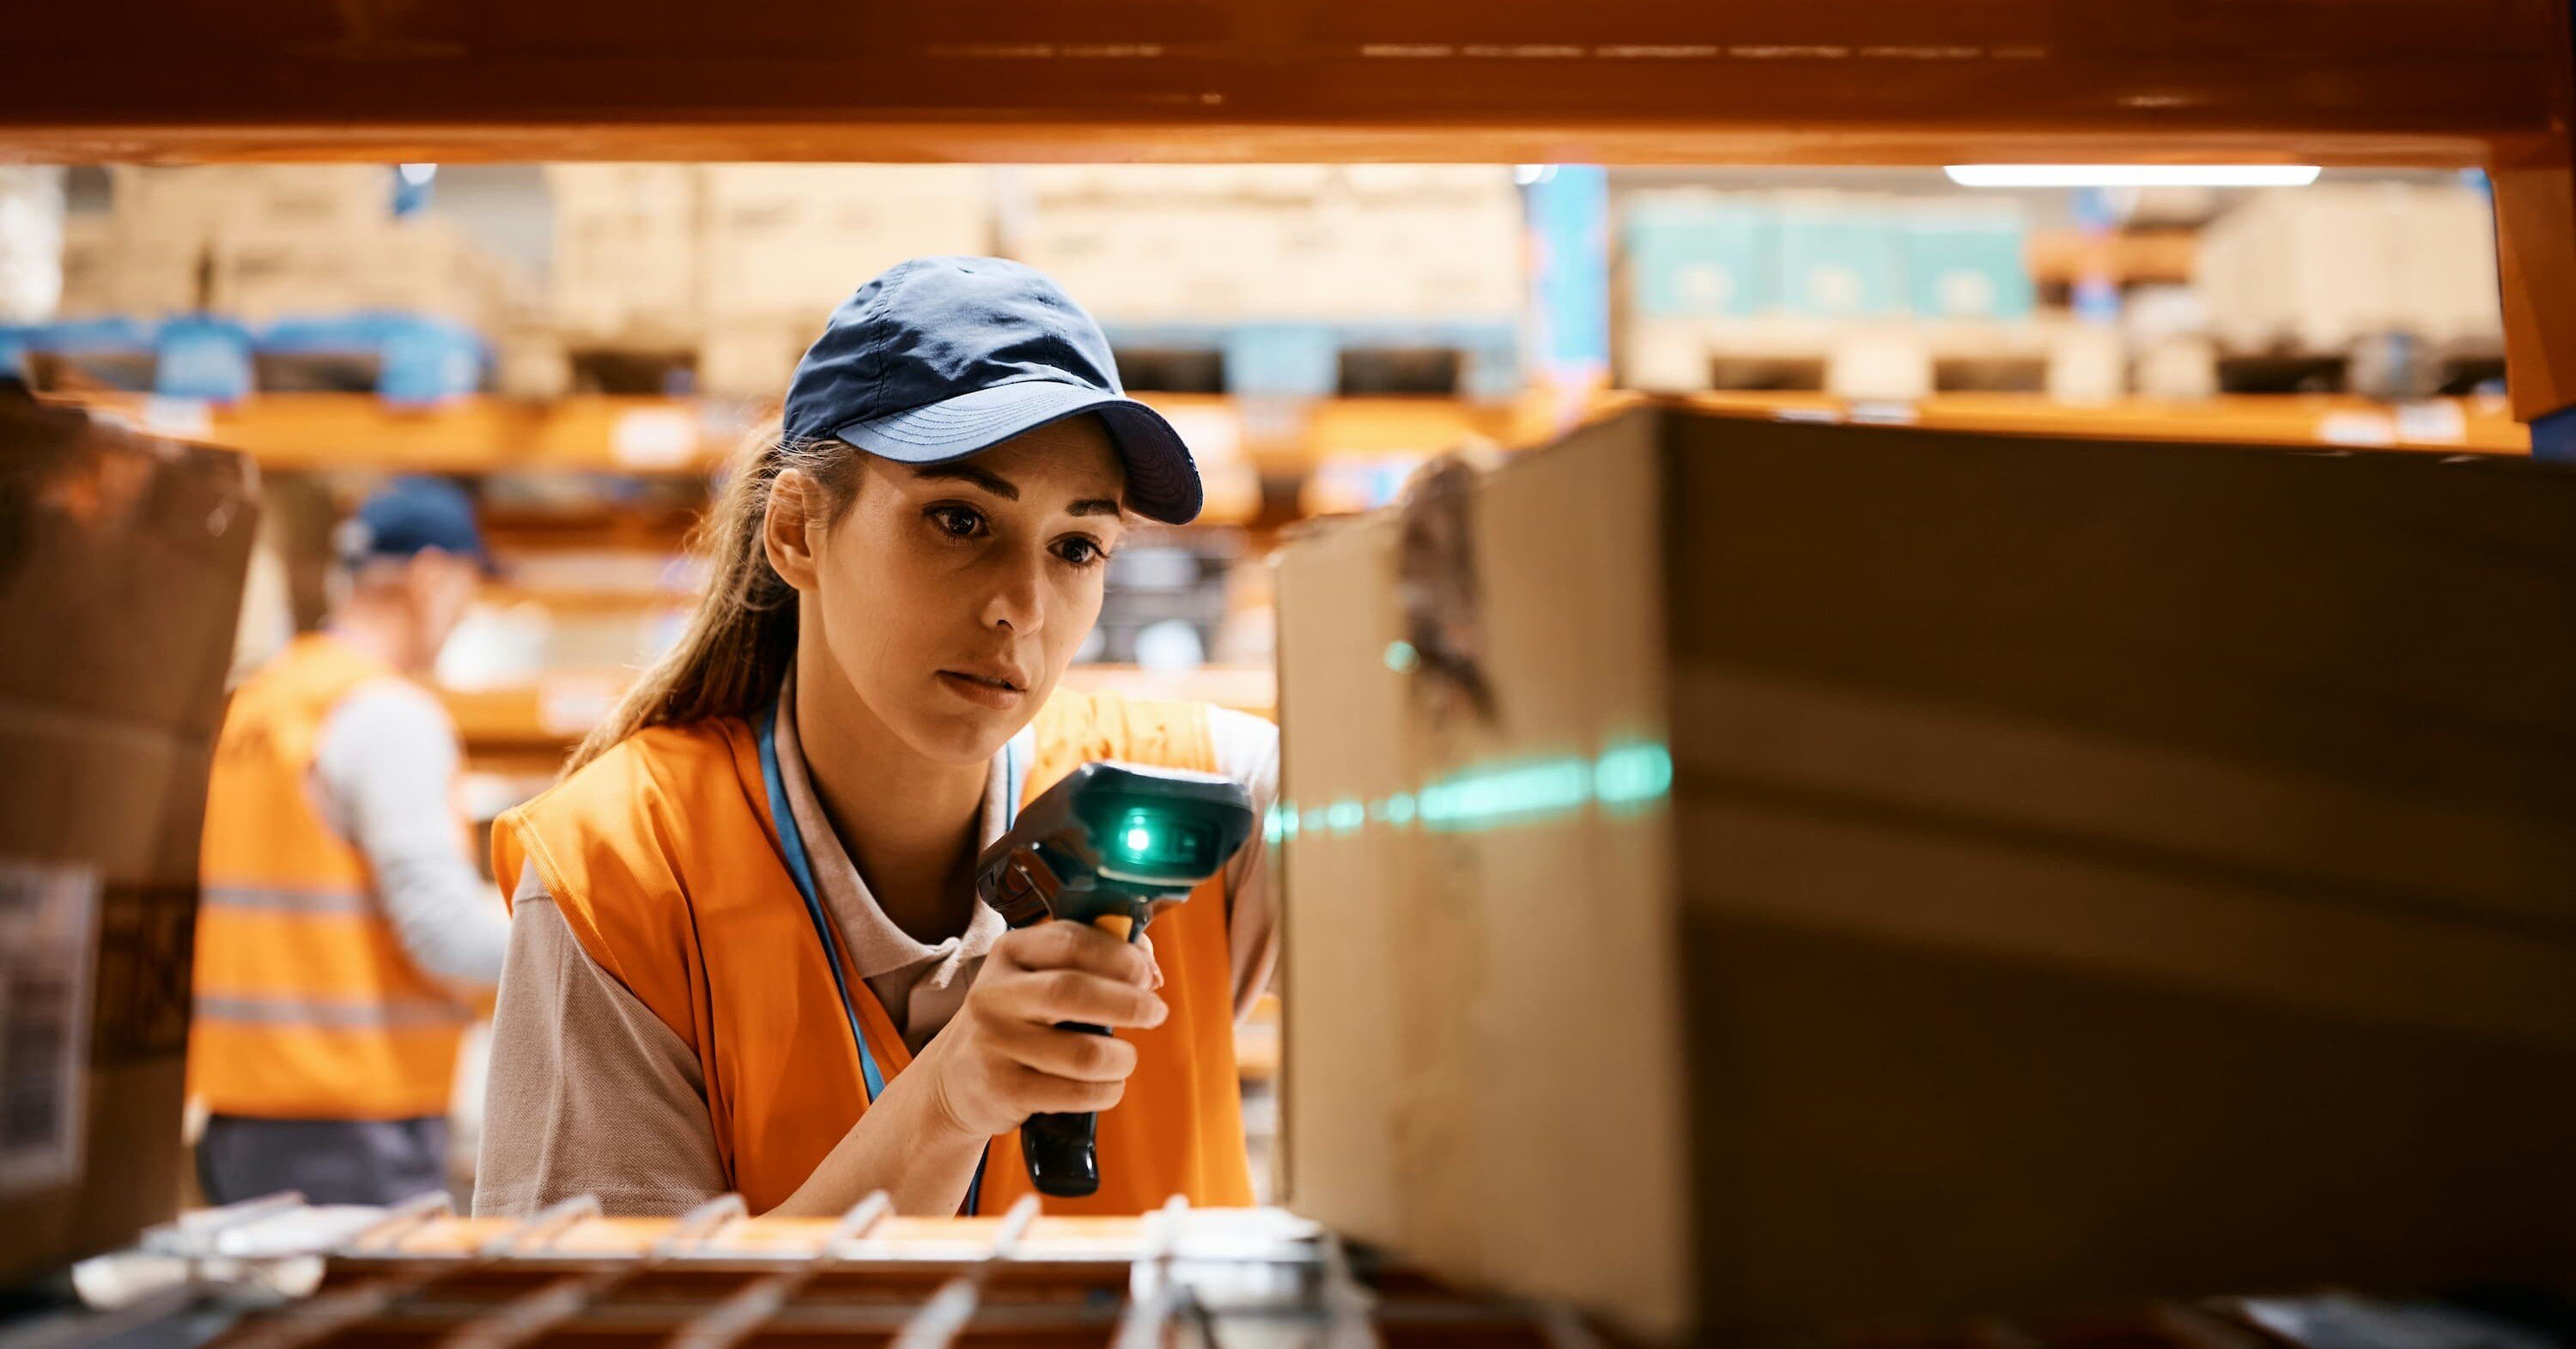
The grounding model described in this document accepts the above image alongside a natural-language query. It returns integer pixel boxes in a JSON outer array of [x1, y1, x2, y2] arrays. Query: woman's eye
[[927, 506, 986, 538], [1055, 537, 1109, 568]]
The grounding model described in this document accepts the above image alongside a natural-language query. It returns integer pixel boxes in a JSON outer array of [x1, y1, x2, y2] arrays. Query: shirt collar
[[772, 670, 1015, 986]]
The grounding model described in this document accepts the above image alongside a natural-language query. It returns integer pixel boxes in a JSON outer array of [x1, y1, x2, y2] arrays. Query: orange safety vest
[[492, 689, 1253, 1215], [190, 634, 479, 1121]]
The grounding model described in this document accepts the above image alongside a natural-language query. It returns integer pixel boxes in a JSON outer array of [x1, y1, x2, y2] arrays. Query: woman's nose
[[980, 550, 1047, 635]]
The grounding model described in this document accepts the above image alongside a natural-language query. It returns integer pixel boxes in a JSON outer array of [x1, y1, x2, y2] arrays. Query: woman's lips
[[937, 669, 1027, 709]]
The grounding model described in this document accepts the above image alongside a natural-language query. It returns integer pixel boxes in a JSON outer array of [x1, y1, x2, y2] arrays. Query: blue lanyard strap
[[756, 703, 887, 1102]]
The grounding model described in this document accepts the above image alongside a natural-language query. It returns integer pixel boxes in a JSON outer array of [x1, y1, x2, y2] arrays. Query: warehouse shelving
[[47, 386, 2526, 476], [45, 389, 1573, 476], [1676, 391, 2531, 453]]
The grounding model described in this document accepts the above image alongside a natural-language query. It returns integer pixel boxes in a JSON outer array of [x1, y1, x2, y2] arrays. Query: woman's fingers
[[996, 920, 1156, 987], [1005, 1063, 1126, 1115], [990, 1019, 1140, 1082], [984, 967, 1165, 1030]]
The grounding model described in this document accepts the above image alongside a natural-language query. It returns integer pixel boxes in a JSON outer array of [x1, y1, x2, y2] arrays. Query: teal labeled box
[[1623, 193, 1777, 319]]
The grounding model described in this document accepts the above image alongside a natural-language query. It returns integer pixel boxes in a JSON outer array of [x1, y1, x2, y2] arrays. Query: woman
[[475, 258, 1279, 1218]]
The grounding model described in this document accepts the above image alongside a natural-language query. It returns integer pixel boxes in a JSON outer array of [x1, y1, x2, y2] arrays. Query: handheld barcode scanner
[[974, 761, 1255, 1198]]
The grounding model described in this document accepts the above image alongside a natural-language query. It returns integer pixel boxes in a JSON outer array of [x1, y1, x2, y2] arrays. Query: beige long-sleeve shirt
[[471, 691, 1280, 1218]]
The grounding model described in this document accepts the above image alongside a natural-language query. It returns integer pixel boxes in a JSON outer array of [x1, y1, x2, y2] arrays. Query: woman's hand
[[918, 921, 1168, 1139]]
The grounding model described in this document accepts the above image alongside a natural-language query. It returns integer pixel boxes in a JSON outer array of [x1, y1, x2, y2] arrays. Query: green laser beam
[[1262, 741, 1672, 844]]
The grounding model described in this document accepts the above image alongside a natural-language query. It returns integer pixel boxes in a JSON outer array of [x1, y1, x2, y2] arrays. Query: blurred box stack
[[545, 164, 704, 347], [1620, 189, 2044, 400], [62, 167, 524, 331], [1012, 164, 1522, 323], [2197, 182, 2503, 359], [548, 164, 994, 398], [1008, 166, 1524, 403], [695, 164, 993, 397]]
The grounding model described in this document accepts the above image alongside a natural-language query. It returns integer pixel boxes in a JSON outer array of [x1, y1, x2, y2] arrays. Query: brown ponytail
[[564, 427, 865, 775]]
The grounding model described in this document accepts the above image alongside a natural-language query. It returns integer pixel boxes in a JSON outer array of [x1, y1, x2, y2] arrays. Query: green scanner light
[[1109, 806, 1218, 873]]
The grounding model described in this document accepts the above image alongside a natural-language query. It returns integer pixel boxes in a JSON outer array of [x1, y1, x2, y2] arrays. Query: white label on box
[[2317, 411, 2397, 447], [1152, 403, 1246, 465], [0, 860, 100, 1196], [2394, 401, 2468, 445], [611, 408, 699, 470], [141, 398, 214, 441]]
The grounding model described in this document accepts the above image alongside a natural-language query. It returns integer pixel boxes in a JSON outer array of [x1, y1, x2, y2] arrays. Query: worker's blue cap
[[783, 257, 1202, 525], [343, 476, 492, 571]]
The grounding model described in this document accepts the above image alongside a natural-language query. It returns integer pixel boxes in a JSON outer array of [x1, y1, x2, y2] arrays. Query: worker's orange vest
[[190, 635, 478, 1121], [491, 690, 1253, 1215]]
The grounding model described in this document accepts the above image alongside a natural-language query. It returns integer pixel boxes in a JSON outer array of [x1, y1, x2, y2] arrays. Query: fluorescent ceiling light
[[1943, 164, 2321, 188]]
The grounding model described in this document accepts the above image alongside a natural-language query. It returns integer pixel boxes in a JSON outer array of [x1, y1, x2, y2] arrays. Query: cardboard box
[[1904, 202, 2034, 321], [1013, 173, 1524, 323], [55, 216, 207, 319], [111, 166, 391, 240], [0, 388, 258, 1282], [1274, 404, 2576, 1345], [697, 165, 991, 325], [208, 228, 370, 322], [696, 319, 812, 399], [2198, 184, 2503, 353], [1774, 192, 1905, 319], [1624, 192, 1778, 320], [547, 165, 705, 343]]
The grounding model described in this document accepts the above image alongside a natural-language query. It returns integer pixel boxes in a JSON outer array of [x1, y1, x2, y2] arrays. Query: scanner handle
[[1019, 912, 1138, 1199]]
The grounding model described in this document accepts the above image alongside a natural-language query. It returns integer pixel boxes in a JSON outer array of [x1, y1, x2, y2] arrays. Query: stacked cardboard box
[[1624, 190, 2033, 326], [550, 165, 993, 397], [0, 386, 257, 1282], [58, 167, 523, 330], [1620, 190, 2038, 395], [696, 164, 991, 397], [2197, 183, 2503, 354], [545, 164, 708, 347], [1275, 405, 2576, 1345], [1008, 165, 1523, 322]]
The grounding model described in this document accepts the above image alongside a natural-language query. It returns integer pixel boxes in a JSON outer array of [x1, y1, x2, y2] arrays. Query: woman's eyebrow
[[908, 463, 1019, 500], [1067, 498, 1123, 518]]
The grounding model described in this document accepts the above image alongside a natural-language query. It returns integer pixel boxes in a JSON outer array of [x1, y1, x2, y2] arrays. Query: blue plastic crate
[[258, 312, 486, 405], [155, 315, 256, 402]]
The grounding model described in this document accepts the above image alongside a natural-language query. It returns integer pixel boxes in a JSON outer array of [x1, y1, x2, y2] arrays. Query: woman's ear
[[763, 468, 824, 593]]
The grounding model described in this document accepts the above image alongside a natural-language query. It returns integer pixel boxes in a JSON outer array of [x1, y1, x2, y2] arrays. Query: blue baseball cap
[[783, 257, 1202, 525], [343, 476, 492, 570]]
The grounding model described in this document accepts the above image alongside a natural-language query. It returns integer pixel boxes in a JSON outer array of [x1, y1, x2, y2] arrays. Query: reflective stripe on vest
[[196, 993, 475, 1030], [190, 635, 475, 1121], [493, 690, 1254, 1215], [199, 884, 374, 916]]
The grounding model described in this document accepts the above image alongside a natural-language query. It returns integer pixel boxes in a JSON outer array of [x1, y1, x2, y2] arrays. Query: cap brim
[[831, 380, 1204, 525]]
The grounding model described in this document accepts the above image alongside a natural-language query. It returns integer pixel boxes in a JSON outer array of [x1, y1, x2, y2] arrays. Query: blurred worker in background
[[188, 476, 509, 1206]]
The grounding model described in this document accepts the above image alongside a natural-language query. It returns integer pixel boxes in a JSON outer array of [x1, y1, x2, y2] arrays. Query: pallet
[[1624, 316, 2120, 402], [1101, 318, 1522, 399], [562, 343, 700, 396], [2210, 334, 2508, 399]]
